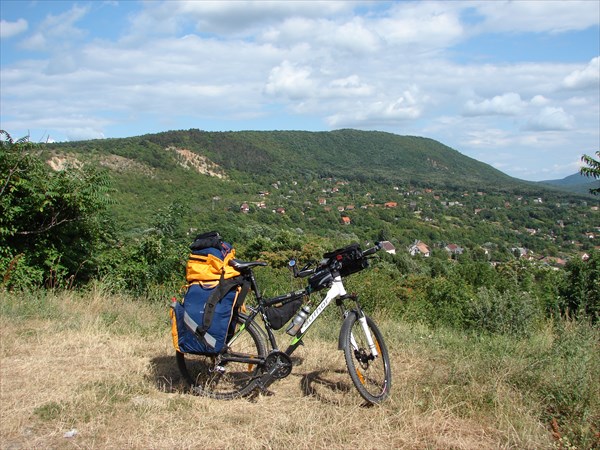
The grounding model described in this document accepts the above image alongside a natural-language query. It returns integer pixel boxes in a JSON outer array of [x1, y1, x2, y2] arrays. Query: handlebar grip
[[296, 268, 315, 278], [362, 242, 382, 257]]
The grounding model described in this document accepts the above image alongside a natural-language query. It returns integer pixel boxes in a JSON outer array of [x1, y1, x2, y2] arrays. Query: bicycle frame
[[222, 271, 377, 366]]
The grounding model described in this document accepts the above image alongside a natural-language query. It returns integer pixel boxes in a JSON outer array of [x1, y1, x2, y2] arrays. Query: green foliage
[[1, 131, 114, 288], [580, 150, 600, 195], [560, 250, 600, 323], [96, 202, 188, 298], [465, 286, 540, 336], [509, 320, 600, 448]]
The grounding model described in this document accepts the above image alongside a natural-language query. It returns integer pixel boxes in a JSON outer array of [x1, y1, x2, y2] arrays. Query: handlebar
[[361, 241, 383, 257], [290, 242, 384, 278]]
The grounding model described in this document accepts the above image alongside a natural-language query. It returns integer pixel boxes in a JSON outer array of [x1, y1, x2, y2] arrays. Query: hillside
[[42, 129, 598, 258], [48, 128, 524, 188]]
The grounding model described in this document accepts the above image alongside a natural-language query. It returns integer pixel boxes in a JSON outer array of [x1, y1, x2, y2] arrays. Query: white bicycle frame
[[293, 275, 379, 357]]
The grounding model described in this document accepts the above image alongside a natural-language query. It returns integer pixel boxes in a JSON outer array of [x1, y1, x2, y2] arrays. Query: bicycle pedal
[[210, 365, 226, 374]]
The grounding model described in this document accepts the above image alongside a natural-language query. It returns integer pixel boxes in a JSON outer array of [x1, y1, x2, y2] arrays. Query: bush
[[1, 131, 113, 289], [561, 251, 600, 323], [465, 286, 541, 336]]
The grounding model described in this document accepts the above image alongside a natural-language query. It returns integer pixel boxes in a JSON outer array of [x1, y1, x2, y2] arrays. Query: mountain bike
[[176, 242, 392, 404]]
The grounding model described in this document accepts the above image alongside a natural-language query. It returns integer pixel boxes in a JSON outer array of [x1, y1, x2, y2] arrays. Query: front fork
[[338, 295, 378, 358]]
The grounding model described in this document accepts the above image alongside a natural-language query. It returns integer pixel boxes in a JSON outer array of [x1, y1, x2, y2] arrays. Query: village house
[[539, 256, 567, 268], [240, 202, 250, 213], [511, 247, 531, 259], [409, 240, 431, 257], [384, 202, 398, 208], [444, 244, 464, 256], [380, 241, 396, 254], [341, 216, 351, 225]]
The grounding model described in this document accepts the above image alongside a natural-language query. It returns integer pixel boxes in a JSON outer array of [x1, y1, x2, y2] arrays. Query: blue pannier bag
[[169, 232, 249, 355], [173, 281, 242, 354]]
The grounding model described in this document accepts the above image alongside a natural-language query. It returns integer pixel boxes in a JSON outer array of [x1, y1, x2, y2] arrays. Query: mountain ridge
[[539, 172, 598, 195], [48, 128, 532, 189]]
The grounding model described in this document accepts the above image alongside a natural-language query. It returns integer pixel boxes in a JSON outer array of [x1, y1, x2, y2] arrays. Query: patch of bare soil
[[167, 146, 227, 179], [46, 155, 83, 171], [99, 154, 155, 176]]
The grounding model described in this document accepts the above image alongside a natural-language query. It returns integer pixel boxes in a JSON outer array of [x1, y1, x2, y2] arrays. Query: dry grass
[[0, 290, 555, 449]]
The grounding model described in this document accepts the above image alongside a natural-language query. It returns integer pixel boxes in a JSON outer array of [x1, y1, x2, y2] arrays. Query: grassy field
[[1, 288, 598, 449]]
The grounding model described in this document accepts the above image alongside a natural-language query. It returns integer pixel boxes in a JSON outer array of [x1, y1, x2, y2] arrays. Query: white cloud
[[463, 93, 524, 116], [264, 61, 317, 100], [128, 0, 353, 38], [379, 2, 465, 49], [20, 4, 89, 51], [0, 19, 28, 38], [530, 95, 549, 106], [326, 87, 424, 128], [563, 57, 600, 90], [325, 75, 373, 98], [566, 97, 590, 107], [471, 1, 600, 34], [524, 107, 575, 131]]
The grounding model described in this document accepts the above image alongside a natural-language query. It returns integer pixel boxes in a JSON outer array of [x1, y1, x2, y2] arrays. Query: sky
[[1, 1, 599, 181]]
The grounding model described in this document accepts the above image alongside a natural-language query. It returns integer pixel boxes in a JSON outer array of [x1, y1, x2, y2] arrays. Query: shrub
[[561, 250, 600, 323], [465, 286, 541, 336]]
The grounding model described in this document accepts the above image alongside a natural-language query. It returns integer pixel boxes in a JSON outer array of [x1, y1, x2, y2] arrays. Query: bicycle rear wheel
[[341, 312, 391, 404], [176, 313, 267, 400]]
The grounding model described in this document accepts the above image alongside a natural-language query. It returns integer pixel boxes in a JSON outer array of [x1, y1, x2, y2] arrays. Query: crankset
[[264, 350, 293, 379], [257, 350, 293, 390]]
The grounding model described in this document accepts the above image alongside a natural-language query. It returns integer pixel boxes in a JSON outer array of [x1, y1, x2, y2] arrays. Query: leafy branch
[[580, 151, 600, 195]]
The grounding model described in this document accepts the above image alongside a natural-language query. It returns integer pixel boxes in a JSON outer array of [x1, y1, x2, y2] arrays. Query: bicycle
[[176, 242, 392, 404]]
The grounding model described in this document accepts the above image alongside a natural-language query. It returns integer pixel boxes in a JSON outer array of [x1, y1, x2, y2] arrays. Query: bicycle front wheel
[[341, 312, 391, 404], [176, 313, 267, 400]]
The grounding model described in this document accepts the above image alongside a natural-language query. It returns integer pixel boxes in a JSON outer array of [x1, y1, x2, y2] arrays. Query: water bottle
[[286, 305, 310, 336]]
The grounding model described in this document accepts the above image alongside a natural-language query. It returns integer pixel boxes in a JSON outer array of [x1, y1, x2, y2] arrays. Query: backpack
[[170, 232, 249, 354]]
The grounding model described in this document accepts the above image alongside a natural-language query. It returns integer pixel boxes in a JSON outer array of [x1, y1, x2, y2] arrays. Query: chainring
[[264, 350, 293, 380]]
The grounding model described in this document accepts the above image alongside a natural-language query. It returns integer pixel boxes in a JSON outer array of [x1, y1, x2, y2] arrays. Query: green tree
[[580, 151, 600, 195], [1, 131, 113, 288], [561, 251, 600, 323]]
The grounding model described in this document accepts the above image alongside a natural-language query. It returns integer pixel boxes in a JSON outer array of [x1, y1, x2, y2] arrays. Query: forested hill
[[41, 128, 596, 257], [49, 128, 523, 189]]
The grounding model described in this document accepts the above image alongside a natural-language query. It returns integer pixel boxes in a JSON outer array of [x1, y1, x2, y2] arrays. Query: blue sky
[[1, 0, 598, 181]]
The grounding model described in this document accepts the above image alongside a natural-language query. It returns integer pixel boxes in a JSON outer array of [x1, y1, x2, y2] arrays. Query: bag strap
[[196, 275, 250, 344]]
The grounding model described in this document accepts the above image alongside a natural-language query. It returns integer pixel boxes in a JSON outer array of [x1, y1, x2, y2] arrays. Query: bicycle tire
[[341, 312, 392, 404], [176, 313, 267, 400]]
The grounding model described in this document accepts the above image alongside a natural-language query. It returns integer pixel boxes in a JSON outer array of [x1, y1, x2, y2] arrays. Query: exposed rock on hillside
[[167, 146, 226, 179]]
